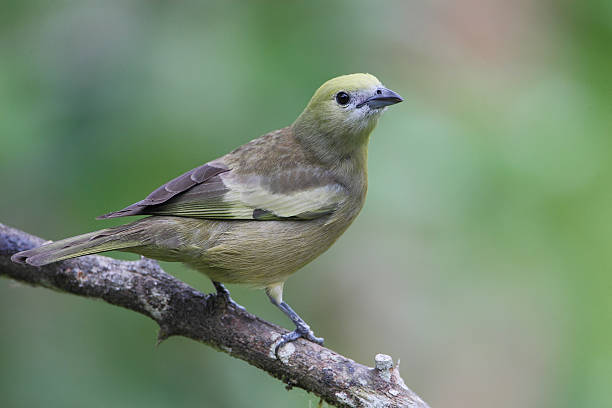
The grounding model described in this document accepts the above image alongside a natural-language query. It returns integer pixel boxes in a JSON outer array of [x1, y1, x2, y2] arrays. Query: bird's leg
[[266, 288, 324, 355], [212, 281, 246, 312]]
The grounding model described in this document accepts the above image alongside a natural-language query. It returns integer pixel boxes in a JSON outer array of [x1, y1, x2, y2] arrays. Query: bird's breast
[[196, 194, 364, 287]]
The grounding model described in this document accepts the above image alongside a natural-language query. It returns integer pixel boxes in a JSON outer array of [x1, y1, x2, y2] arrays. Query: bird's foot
[[275, 322, 324, 356], [212, 281, 246, 313]]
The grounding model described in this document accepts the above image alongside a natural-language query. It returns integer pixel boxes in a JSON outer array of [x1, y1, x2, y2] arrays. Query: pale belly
[[192, 215, 354, 287], [130, 209, 359, 288]]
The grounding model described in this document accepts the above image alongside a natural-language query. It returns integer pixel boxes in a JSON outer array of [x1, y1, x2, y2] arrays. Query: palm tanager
[[12, 73, 403, 351]]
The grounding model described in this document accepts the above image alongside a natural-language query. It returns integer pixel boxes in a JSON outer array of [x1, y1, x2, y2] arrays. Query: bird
[[11, 73, 403, 352]]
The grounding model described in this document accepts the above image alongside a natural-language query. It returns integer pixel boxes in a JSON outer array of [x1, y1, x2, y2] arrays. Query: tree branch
[[0, 223, 429, 408]]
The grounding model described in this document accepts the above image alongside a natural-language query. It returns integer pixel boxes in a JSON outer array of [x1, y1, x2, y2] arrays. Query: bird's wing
[[98, 162, 346, 221]]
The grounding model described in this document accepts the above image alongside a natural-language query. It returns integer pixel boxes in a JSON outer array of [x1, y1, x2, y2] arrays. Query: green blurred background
[[1, 1, 611, 407]]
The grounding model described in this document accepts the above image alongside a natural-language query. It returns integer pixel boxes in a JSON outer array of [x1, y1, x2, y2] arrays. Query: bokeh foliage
[[1, 1, 611, 407]]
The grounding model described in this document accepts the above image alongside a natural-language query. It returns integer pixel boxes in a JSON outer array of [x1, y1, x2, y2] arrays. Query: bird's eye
[[335, 91, 350, 106]]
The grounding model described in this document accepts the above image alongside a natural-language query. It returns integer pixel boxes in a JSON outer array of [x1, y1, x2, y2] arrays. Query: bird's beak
[[358, 88, 403, 109]]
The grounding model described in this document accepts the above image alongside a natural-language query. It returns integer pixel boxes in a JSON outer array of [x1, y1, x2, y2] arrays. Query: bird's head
[[293, 73, 402, 162]]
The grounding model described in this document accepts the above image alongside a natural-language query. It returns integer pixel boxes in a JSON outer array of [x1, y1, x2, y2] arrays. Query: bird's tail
[[11, 222, 148, 266]]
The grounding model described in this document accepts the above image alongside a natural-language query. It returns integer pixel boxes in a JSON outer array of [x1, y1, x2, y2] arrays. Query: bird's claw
[[213, 282, 246, 312], [224, 296, 246, 312], [274, 324, 324, 357], [218, 291, 246, 313]]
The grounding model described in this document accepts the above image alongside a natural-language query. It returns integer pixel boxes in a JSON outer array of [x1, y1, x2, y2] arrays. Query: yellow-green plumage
[[12, 73, 402, 346]]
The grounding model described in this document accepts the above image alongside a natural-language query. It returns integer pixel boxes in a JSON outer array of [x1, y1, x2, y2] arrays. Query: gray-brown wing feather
[[134, 166, 345, 219], [98, 128, 346, 221], [98, 162, 230, 219], [98, 164, 344, 221]]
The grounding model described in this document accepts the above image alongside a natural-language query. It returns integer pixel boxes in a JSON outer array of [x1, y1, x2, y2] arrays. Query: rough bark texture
[[0, 223, 429, 408]]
